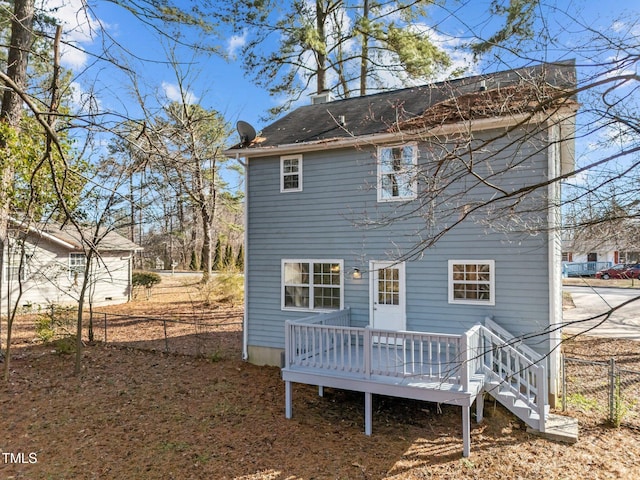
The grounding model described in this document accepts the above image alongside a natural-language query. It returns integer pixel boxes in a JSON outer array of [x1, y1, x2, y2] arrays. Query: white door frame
[[369, 260, 406, 331]]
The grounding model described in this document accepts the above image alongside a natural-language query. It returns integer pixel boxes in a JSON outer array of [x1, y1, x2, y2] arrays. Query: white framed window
[[5, 254, 29, 282], [448, 260, 495, 306], [69, 253, 86, 281], [281, 154, 302, 192], [377, 143, 417, 201], [282, 259, 343, 311]]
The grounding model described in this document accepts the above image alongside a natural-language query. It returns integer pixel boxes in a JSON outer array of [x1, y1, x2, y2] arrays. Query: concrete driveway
[[563, 286, 640, 339]]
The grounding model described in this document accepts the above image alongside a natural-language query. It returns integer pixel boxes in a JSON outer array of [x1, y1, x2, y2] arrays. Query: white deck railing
[[285, 309, 483, 389], [284, 310, 547, 427]]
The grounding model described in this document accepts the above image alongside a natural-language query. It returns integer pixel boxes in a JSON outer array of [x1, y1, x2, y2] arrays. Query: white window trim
[[280, 154, 303, 193], [5, 256, 29, 282], [376, 143, 418, 202], [281, 259, 344, 312], [448, 259, 495, 306], [4, 240, 30, 282], [69, 252, 87, 280]]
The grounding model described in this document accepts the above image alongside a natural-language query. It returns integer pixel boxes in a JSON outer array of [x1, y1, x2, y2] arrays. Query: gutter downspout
[[547, 121, 563, 407], [239, 154, 249, 361], [127, 253, 133, 302]]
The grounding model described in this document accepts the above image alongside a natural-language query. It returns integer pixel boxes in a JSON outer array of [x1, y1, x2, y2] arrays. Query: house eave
[[224, 108, 577, 159], [8, 216, 142, 252], [8, 217, 79, 250]]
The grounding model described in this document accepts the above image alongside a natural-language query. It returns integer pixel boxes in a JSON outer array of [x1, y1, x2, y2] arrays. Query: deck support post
[[318, 385, 324, 397], [462, 405, 470, 457], [285, 381, 293, 419], [364, 392, 372, 436], [476, 392, 484, 423]]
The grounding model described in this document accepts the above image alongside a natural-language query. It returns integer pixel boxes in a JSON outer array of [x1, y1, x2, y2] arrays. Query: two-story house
[[225, 61, 578, 456]]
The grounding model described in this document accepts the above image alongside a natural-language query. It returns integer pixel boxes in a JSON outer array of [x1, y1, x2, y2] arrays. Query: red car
[[595, 264, 633, 279], [624, 264, 640, 279]]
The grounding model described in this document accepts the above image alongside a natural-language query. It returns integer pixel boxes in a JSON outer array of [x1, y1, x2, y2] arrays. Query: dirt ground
[[1, 274, 640, 479]]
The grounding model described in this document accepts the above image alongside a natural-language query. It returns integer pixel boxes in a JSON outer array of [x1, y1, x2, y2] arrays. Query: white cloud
[[611, 19, 640, 36], [227, 31, 247, 59], [46, 0, 104, 69], [162, 81, 199, 104], [69, 81, 96, 112]]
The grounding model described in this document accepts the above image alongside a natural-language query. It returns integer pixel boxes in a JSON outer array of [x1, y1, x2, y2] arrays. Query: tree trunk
[[201, 155, 216, 281], [316, 0, 327, 94], [360, 0, 369, 96], [75, 252, 93, 375], [0, 0, 35, 367]]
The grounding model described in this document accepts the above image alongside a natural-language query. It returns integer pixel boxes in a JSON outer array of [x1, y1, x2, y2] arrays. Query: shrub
[[52, 335, 76, 355], [132, 271, 162, 299], [35, 315, 56, 343], [35, 305, 76, 350], [200, 273, 244, 306]]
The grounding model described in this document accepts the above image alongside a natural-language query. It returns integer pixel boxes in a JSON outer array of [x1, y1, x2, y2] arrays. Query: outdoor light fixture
[[352, 268, 362, 280]]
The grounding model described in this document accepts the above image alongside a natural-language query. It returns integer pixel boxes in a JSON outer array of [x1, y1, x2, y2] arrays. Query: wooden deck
[[282, 309, 488, 456], [282, 309, 548, 457]]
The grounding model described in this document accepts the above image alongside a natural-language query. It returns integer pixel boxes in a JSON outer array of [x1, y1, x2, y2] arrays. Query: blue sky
[[49, 0, 639, 194], [50, 1, 637, 120], [51, 0, 274, 132]]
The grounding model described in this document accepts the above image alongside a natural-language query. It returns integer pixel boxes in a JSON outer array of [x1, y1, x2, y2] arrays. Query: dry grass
[[1, 274, 640, 479]]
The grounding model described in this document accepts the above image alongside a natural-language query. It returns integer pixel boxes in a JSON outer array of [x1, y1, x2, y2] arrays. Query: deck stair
[[482, 318, 549, 431]]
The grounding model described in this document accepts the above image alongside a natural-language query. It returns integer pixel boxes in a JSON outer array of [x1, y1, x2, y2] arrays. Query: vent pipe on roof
[[479, 80, 487, 91]]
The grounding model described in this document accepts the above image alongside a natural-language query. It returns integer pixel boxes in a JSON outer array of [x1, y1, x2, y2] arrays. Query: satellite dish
[[236, 120, 256, 146]]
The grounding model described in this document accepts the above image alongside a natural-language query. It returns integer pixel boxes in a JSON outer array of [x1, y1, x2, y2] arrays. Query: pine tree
[[235, 244, 244, 271], [213, 237, 222, 271], [224, 244, 233, 269]]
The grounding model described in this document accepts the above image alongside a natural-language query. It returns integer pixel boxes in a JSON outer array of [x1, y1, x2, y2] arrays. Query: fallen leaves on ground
[[1, 275, 640, 479]]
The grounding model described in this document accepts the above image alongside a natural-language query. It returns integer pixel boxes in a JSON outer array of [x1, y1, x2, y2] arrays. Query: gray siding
[[247, 127, 553, 353]]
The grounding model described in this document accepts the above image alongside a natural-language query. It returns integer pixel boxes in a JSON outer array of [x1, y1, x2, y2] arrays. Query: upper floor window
[[377, 144, 417, 202], [281, 155, 302, 192], [448, 260, 495, 306]]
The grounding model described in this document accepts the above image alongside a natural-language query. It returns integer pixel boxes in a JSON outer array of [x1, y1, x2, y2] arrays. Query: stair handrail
[[484, 317, 543, 364], [478, 325, 547, 430]]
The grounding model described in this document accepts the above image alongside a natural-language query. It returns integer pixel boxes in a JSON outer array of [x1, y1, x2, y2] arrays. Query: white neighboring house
[[2, 218, 142, 310], [561, 237, 640, 277], [562, 239, 640, 265], [562, 218, 640, 265]]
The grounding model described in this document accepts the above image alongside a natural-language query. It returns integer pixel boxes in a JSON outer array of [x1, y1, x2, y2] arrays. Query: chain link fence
[[86, 310, 243, 359], [563, 356, 640, 429]]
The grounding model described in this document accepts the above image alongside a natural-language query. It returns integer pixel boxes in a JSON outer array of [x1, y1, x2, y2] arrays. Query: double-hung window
[[282, 260, 343, 311], [281, 155, 302, 192], [5, 250, 29, 282], [448, 260, 495, 305], [377, 143, 417, 201], [69, 253, 86, 281]]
